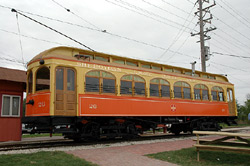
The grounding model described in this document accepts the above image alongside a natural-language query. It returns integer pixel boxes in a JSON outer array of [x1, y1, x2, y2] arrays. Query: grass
[[219, 123, 250, 129], [147, 147, 250, 166], [0, 151, 98, 166], [22, 133, 63, 138]]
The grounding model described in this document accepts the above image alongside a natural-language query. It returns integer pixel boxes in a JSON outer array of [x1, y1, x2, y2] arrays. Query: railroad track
[[0, 133, 193, 152], [1, 126, 249, 152]]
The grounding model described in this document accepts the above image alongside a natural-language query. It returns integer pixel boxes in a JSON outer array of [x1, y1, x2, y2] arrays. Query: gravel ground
[[0, 135, 197, 155], [1, 126, 250, 155]]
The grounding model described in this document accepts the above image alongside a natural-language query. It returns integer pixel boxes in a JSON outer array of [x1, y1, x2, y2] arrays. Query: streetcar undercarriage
[[22, 116, 237, 141]]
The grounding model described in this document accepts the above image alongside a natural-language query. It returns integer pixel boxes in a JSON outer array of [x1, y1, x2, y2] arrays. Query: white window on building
[[1, 95, 21, 117]]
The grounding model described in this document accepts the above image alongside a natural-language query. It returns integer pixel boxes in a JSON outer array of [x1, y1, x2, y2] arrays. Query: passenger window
[[95, 56, 109, 62], [211, 86, 224, 101], [230, 90, 233, 101], [174, 86, 182, 98], [103, 79, 115, 93], [85, 70, 116, 94], [142, 64, 151, 69], [227, 89, 233, 102], [120, 75, 145, 96], [36, 67, 50, 92], [194, 84, 209, 100], [126, 61, 137, 67], [113, 59, 125, 65], [150, 78, 170, 97], [134, 82, 145, 95], [194, 89, 201, 100], [28, 71, 33, 94], [86, 77, 99, 92], [150, 84, 159, 96], [152, 66, 161, 70], [67, 69, 75, 91], [56, 68, 64, 90], [219, 92, 224, 101], [212, 91, 218, 101], [174, 81, 191, 99]]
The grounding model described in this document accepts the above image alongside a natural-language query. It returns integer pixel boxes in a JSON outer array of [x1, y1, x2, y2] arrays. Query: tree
[[237, 94, 250, 123]]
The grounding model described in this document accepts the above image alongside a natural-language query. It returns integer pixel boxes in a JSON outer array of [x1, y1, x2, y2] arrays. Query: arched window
[[211, 86, 224, 101], [28, 71, 33, 94], [36, 67, 50, 92], [120, 75, 145, 96], [194, 84, 209, 100], [85, 70, 116, 94], [174, 81, 191, 99], [150, 78, 170, 97]]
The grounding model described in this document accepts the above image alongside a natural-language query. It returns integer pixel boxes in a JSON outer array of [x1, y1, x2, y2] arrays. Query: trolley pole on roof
[[191, 0, 216, 72]]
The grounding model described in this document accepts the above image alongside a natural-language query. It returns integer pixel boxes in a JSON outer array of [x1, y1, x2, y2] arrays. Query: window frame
[[85, 70, 116, 94], [35, 66, 50, 92], [227, 89, 234, 102], [194, 84, 209, 101], [94, 55, 109, 62], [211, 86, 224, 102], [27, 70, 33, 94], [150, 78, 170, 98], [173, 81, 191, 99], [1, 95, 21, 117], [120, 75, 146, 97]]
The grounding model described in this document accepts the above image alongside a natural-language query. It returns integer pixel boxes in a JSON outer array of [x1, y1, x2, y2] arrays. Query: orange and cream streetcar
[[23, 46, 237, 140]]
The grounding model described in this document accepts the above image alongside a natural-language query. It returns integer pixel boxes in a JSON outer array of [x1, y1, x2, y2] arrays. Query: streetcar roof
[[29, 46, 229, 83]]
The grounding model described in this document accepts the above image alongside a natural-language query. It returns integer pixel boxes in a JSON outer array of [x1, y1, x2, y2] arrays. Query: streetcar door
[[227, 89, 236, 116], [55, 67, 76, 116]]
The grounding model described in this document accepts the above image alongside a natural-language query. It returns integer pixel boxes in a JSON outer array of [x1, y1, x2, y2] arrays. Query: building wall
[[0, 80, 24, 142]]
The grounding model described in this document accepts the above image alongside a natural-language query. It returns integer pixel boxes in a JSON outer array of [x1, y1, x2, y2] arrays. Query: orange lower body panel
[[79, 94, 229, 117], [26, 92, 50, 116]]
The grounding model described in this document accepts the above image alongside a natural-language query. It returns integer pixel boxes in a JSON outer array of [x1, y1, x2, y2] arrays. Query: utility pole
[[191, 0, 216, 72]]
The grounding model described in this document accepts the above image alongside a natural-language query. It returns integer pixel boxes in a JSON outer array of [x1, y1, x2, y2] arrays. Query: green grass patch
[[22, 133, 63, 138], [0, 151, 98, 166], [220, 123, 250, 129], [147, 147, 250, 166]]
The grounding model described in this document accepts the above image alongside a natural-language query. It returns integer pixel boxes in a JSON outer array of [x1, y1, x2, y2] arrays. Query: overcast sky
[[0, 0, 249, 105]]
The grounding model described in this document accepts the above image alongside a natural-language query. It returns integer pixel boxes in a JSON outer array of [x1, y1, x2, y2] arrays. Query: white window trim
[[1, 95, 21, 117]]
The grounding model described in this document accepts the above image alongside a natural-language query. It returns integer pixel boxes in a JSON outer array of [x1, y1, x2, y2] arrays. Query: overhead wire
[[0, 55, 27, 65], [49, 0, 198, 60], [0, 28, 73, 46], [104, 0, 193, 32], [208, 63, 250, 85], [141, 0, 195, 25], [1, 3, 249, 76], [210, 61, 248, 73], [219, 0, 250, 26], [212, 52, 250, 59], [212, 28, 250, 52], [212, 33, 250, 55], [158, 4, 197, 60], [0, 5, 200, 61], [14, 11, 26, 69], [3, 5, 201, 60], [140, 0, 197, 60], [10, 9, 96, 52], [214, 16, 250, 42], [216, 0, 250, 30], [161, 0, 191, 14], [50, 0, 104, 31]]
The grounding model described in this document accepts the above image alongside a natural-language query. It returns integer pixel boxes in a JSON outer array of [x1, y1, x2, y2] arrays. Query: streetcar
[[23, 46, 237, 140]]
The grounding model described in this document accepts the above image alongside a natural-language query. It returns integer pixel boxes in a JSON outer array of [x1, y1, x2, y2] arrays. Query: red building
[[0, 67, 26, 142]]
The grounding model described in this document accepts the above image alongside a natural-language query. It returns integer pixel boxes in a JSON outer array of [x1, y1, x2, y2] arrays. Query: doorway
[[55, 67, 76, 116]]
